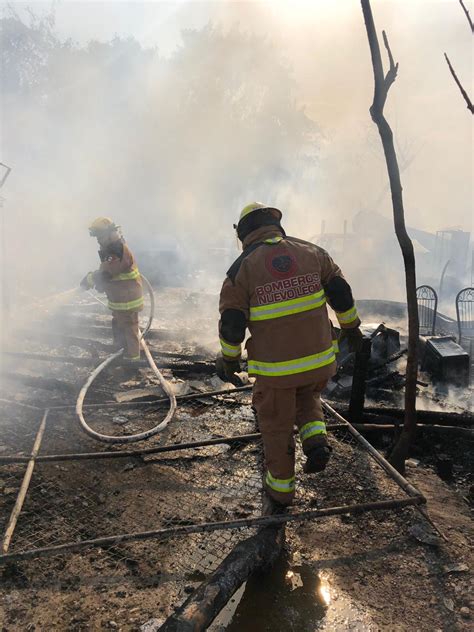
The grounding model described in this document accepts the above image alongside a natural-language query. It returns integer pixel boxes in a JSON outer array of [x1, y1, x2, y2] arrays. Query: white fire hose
[[76, 275, 177, 443]]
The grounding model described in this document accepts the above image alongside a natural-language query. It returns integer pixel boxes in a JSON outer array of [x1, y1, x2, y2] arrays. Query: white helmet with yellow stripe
[[234, 202, 283, 241]]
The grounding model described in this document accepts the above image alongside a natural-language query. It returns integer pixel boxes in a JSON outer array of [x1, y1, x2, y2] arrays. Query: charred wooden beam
[[159, 526, 284, 632], [2, 351, 95, 366], [369, 347, 407, 371], [352, 406, 472, 427], [165, 362, 214, 375], [2, 350, 214, 374], [350, 423, 473, 438], [17, 329, 104, 356], [0, 371, 75, 393], [45, 385, 253, 411]]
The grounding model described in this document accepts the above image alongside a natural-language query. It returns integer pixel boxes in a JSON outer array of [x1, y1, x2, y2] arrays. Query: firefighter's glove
[[80, 272, 94, 290], [339, 327, 364, 353], [215, 354, 241, 382]]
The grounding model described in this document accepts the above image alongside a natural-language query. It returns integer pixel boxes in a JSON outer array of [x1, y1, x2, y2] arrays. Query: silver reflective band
[[111, 268, 141, 281], [299, 421, 327, 442], [265, 471, 295, 493], [248, 346, 336, 377], [220, 338, 241, 357], [108, 297, 144, 311], [337, 306, 358, 324], [250, 291, 326, 321]]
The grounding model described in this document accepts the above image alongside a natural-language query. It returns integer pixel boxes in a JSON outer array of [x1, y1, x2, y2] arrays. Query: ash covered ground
[[0, 288, 472, 631]]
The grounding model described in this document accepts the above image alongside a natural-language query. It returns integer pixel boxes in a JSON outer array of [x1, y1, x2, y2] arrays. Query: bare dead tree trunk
[[360, 0, 419, 473]]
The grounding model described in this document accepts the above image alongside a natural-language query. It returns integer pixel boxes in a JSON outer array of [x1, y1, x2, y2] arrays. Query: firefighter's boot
[[303, 445, 332, 473], [261, 491, 288, 517]]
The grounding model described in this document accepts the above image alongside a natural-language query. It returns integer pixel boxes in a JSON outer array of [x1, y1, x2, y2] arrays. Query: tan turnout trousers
[[253, 377, 329, 505], [112, 311, 140, 360]]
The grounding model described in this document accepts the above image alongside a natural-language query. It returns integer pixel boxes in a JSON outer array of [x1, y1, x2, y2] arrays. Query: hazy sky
[[0, 0, 472, 307], [6, 0, 472, 234]]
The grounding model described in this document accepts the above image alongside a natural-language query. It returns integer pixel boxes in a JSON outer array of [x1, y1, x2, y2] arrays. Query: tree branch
[[382, 30, 399, 91], [444, 53, 474, 113], [459, 0, 474, 33]]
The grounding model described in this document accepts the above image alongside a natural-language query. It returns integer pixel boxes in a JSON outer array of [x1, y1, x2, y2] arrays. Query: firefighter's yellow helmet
[[88, 217, 116, 236], [234, 202, 282, 229]]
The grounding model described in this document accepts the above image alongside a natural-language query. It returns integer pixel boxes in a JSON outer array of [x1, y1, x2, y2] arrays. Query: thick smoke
[[0, 0, 472, 320]]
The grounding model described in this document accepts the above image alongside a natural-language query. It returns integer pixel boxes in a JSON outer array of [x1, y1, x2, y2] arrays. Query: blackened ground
[[0, 288, 472, 631]]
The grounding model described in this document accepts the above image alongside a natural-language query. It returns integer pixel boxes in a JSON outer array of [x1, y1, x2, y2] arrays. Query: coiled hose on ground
[[76, 275, 177, 443]]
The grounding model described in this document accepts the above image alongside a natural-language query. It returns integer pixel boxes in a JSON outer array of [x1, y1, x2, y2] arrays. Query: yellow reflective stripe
[[336, 305, 359, 324], [265, 471, 295, 493], [250, 290, 326, 322], [263, 236, 284, 244], [332, 338, 339, 354], [299, 421, 327, 442], [248, 345, 336, 377], [220, 338, 241, 357], [108, 297, 144, 311], [111, 268, 140, 281], [86, 272, 94, 286]]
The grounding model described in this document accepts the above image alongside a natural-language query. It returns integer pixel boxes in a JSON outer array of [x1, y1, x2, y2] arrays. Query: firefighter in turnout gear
[[217, 203, 362, 510], [81, 217, 144, 361]]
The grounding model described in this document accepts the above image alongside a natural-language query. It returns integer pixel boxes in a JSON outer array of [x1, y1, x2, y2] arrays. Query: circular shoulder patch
[[265, 247, 298, 279]]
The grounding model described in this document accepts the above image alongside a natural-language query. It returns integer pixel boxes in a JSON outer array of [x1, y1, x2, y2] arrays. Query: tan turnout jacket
[[219, 226, 360, 388], [93, 241, 143, 313]]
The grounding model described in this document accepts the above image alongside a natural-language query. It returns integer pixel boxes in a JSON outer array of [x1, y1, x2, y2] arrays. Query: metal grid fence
[[1, 399, 418, 568]]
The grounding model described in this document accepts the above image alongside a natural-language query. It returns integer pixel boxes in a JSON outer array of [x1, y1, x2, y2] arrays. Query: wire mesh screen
[[1, 529, 259, 630], [0, 396, 419, 629], [2, 403, 406, 552]]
